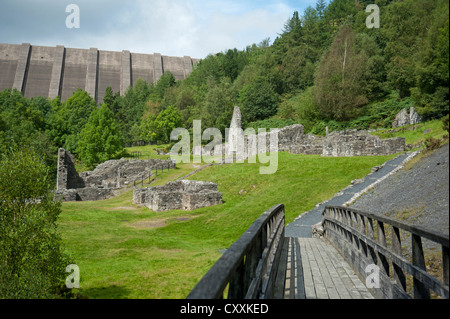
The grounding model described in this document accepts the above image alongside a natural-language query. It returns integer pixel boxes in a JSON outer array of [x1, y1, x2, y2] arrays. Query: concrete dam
[[0, 43, 200, 104]]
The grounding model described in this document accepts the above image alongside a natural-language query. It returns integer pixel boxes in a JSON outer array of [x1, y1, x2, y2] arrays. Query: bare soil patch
[[113, 206, 138, 211]]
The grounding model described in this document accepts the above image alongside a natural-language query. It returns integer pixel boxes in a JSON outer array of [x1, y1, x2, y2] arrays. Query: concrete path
[[285, 152, 416, 238]]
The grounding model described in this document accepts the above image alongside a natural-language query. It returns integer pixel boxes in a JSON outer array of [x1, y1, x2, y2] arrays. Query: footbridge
[[187, 204, 449, 299]]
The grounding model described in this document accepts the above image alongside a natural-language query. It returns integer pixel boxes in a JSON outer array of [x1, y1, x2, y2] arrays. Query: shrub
[[424, 137, 441, 151], [0, 148, 73, 298], [442, 115, 449, 133]]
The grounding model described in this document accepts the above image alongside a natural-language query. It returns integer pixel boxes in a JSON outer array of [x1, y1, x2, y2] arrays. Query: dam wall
[[0, 43, 199, 104]]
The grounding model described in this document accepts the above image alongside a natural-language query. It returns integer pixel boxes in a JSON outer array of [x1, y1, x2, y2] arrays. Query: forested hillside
[[1, 0, 448, 172]]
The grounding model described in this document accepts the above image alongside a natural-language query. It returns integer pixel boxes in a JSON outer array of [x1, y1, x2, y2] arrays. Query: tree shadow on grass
[[81, 285, 131, 299]]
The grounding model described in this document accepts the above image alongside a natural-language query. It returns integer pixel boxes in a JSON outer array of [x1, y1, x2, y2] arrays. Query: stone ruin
[[133, 180, 223, 212], [198, 106, 406, 159], [259, 124, 404, 157], [55, 148, 175, 202], [321, 129, 405, 157], [54, 106, 407, 205], [393, 107, 422, 128]]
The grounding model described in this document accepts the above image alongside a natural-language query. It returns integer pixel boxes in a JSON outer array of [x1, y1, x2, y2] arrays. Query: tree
[[154, 72, 176, 100], [412, 2, 449, 120], [219, 49, 248, 82], [141, 106, 183, 143], [0, 148, 72, 298], [115, 78, 152, 144], [77, 104, 124, 168], [324, 0, 358, 28], [282, 11, 302, 34], [381, 0, 440, 98], [313, 25, 370, 121], [156, 106, 183, 143], [238, 77, 280, 124], [201, 77, 237, 133], [29, 96, 52, 120], [139, 113, 158, 143], [103, 86, 116, 110], [46, 89, 97, 153], [278, 87, 320, 132], [0, 89, 56, 172]]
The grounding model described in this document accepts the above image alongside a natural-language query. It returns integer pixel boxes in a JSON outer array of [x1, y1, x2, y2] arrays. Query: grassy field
[[58, 150, 396, 299], [371, 118, 447, 146]]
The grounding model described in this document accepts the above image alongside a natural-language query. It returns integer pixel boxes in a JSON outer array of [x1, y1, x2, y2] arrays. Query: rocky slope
[[350, 142, 449, 235]]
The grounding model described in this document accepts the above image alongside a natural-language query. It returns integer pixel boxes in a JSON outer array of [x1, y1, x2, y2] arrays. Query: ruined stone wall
[[133, 180, 222, 212], [54, 187, 117, 202], [322, 130, 405, 157], [393, 107, 422, 128], [56, 148, 85, 191], [199, 121, 405, 159], [56, 148, 175, 202], [289, 134, 324, 155], [80, 158, 175, 188], [248, 124, 405, 157], [221, 107, 405, 158]]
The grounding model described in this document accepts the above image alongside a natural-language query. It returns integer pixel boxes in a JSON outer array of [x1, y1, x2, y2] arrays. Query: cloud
[[0, 0, 302, 58]]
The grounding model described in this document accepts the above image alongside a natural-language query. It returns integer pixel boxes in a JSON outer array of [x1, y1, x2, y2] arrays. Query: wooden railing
[[133, 161, 176, 187], [187, 204, 285, 299], [323, 206, 449, 299]]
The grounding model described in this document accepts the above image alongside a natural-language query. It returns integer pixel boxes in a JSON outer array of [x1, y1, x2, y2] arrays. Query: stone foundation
[[133, 180, 223, 212], [54, 187, 118, 202], [322, 130, 405, 157], [193, 106, 406, 160], [80, 158, 175, 188], [55, 148, 175, 202], [222, 122, 405, 158]]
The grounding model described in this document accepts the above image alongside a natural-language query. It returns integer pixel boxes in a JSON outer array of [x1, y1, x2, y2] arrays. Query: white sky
[[0, 0, 319, 59]]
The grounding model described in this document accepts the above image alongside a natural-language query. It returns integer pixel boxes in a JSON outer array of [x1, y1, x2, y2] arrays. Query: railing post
[[443, 246, 449, 287], [367, 217, 377, 265], [377, 221, 390, 276], [358, 214, 365, 235], [392, 226, 407, 292], [412, 234, 430, 299], [244, 245, 257, 295], [228, 259, 245, 299], [358, 214, 368, 257], [344, 209, 351, 242], [352, 212, 360, 250], [261, 223, 267, 254]]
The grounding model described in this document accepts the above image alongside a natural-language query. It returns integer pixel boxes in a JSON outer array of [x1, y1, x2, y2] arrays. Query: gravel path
[[286, 143, 449, 238]]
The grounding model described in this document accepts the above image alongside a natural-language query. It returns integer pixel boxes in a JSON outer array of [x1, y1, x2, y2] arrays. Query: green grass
[[125, 144, 172, 160], [58, 151, 395, 299], [371, 119, 447, 146]]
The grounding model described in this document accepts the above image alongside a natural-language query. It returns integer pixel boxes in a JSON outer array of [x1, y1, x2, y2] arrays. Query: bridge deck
[[274, 238, 374, 299]]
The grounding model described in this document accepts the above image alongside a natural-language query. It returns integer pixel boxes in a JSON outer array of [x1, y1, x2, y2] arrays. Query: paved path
[[275, 238, 374, 299], [285, 152, 415, 238]]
